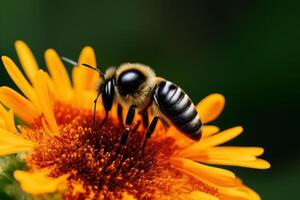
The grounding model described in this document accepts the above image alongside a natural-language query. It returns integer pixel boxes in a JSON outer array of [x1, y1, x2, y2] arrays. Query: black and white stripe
[[153, 80, 202, 140]]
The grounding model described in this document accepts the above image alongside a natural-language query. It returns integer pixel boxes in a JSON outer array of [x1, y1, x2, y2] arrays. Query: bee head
[[117, 69, 146, 96], [116, 63, 156, 106]]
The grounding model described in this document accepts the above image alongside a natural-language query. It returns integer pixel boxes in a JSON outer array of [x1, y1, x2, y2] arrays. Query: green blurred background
[[0, 0, 299, 199]]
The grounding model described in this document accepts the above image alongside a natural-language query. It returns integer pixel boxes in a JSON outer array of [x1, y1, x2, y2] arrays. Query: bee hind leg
[[141, 116, 159, 149], [145, 116, 159, 139]]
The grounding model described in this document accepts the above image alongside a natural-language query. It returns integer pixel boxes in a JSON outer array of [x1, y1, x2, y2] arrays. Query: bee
[[62, 57, 202, 144]]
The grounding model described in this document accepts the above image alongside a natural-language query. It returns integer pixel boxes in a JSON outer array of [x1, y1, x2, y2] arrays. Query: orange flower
[[0, 41, 270, 200]]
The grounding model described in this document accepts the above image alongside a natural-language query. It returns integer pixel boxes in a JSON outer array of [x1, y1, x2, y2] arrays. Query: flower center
[[23, 102, 217, 199]]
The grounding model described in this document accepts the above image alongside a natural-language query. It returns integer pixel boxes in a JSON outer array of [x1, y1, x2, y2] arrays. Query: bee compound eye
[[117, 69, 146, 95]]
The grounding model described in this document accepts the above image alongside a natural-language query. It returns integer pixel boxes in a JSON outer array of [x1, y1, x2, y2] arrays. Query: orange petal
[[15, 40, 39, 84], [14, 170, 68, 195], [218, 184, 262, 200], [187, 146, 270, 169], [171, 157, 262, 200], [45, 48, 73, 100], [179, 126, 243, 157], [204, 147, 264, 157], [0, 86, 40, 124], [75, 46, 99, 91], [1, 56, 38, 105], [201, 158, 271, 169], [199, 126, 243, 148], [238, 186, 261, 200], [0, 104, 17, 133], [196, 93, 225, 123], [0, 119, 5, 128], [166, 126, 196, 149], [202, 125, 220, 138], [34, 70, 59, 134], [0, 147, 34, 156], [6, 110, 17, 133], [183, 191, 219, 200], [0, 128, 35, 156], [188, 147, 265, 163], [171, 157, 239, 187], [72, 66, 81, 91], [72, 67, 87, 107], [166, 126, 220, 150], [0, 128, 34, 146]]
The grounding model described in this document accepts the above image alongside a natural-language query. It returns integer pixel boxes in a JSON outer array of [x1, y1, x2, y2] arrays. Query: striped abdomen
[[153, 80, 202, 140]]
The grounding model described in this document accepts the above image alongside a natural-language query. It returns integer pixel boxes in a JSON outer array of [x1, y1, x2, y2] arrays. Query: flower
[[0, 41, 270, 200]]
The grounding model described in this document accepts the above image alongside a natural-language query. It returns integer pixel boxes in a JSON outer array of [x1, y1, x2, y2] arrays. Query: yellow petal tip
[[237, 126, 243, 132], [260, 160, 271, 169], [1, 55, 10, 63], [13, 170, 23, 179], [45, 48, 55, 55], [15, 40, 26, 47], [197, 93, 226, 123], [82, 46, 94, 51], [14, 170, 68, 195], [210, 93, 225, 100]]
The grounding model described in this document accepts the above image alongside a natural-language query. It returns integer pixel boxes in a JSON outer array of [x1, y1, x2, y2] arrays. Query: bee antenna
[[61, 56, 78, 66], [61, 57, 105, 78], [81, 63, 105, 77]]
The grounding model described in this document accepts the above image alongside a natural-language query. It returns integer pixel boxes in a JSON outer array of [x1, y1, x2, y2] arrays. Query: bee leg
[[160, 117, 170, 130], [93, 91, 102, 126], [146, 116, 159, 138], [142, 116, 159, 148], [120, 105, 136, 145], [140, 110, 149, 128], [117, 104, 123, 124]]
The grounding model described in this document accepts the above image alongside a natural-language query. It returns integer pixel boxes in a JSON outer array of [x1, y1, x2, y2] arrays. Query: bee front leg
[[93, 91, 102, 126]]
